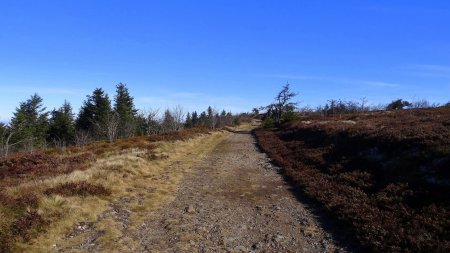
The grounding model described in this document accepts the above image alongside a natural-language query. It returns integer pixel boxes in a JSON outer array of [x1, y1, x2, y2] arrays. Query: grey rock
[[185, 205, 196, 214]]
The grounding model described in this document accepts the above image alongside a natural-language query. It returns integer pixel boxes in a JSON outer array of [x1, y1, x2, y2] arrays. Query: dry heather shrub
[[15, 192, 39, 209], [0, 152, 94, 182], [116, 137, 155, 151], [0, 191, 47, 252], [254, 108, 450, 253], [147, 127, 210, 142], [43, 181, 111, 197], [11, 209, 47, 242], [0, 153, 59, 179], [69, 135, 156, 157]]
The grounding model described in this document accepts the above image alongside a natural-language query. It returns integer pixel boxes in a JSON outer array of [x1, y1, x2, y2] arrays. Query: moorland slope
[[254, 108, 450, 252]]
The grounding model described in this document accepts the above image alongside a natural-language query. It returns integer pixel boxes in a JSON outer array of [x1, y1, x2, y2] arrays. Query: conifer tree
[[48, 100, 75, 146], [214, 112, 220, 129], [185, 112, 192, 128], [113, 83, 137, 138], [206, 106, 216, 129], [134, 113, 147, 136], [273, 83, 297, 124], [225, 111, 233, 126], [199, 111, 207, 126], [76, 88, 112, 139], [207, 106, 213, 122], [10, 93, 49, 150], [218, 109, 227, 127], [191, 111, 199, 126]]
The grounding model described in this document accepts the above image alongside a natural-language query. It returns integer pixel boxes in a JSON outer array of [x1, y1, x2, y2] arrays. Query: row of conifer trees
[[0, 83, 238, 156]]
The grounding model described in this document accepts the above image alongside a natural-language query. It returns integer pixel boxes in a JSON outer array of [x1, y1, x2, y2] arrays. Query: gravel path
[[137, 132, 353, 253]]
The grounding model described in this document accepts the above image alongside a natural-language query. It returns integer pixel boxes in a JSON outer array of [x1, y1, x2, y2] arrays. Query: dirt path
[[134, 132, 351, 253]]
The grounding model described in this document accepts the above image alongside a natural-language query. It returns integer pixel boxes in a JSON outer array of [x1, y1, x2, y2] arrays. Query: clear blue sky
[[1, 0, 449, 122]]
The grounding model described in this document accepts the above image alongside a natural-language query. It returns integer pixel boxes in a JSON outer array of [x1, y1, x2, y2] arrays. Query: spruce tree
[[214, 113, 220, 128], [207, 106, 213, 119], [113, 83, 137, 138], [199, 111, 207, 126], [48, 100, 75, 146], [134, 114, 147, 136], [191, 111, 199, 126], [184, 112, 192, 128], [206, 106, 215, 129], [76, 88, 112, 139], [10, 93, 49, 150], [219, 110, 227, 127]]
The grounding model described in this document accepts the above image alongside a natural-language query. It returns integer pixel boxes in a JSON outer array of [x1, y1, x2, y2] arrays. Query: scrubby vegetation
[[0, 127, 221, 252], [0, 152, 94, 183], [254, 107, 450, 252]]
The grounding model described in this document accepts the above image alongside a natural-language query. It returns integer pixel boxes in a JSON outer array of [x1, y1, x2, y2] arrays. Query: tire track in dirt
[[137, 132, 354, 253]]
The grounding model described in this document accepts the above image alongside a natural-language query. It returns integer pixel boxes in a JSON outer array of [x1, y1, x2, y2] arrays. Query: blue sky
[[0, 0, 449, 122]]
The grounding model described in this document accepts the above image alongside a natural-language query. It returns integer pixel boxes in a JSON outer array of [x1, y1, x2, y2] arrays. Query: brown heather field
[[254, 107, 450, 253], [0, 127, 228, 252]]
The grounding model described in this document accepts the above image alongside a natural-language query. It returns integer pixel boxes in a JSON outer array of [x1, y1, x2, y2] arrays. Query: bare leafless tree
[[51, 136, 66, 149], [75, 130, 90, 147], [209, 107, 218, 129], [105, 112, 120, 142], [1, 123, 30, 157], [1, 128, 15, 158], [299, 105, 313, 116], [122, 120, 136, 138], [360, 97, 368, 112], [140, 109, 160, 135], [412, 98, 430, 109], [24, 137, 37, 154], [370, 103, 386, 111], [172, 105, 185, 131]]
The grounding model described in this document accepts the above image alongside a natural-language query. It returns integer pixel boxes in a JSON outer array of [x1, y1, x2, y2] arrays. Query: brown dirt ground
[[59, 130, 358, 253], [137, 131, 355, 253]]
